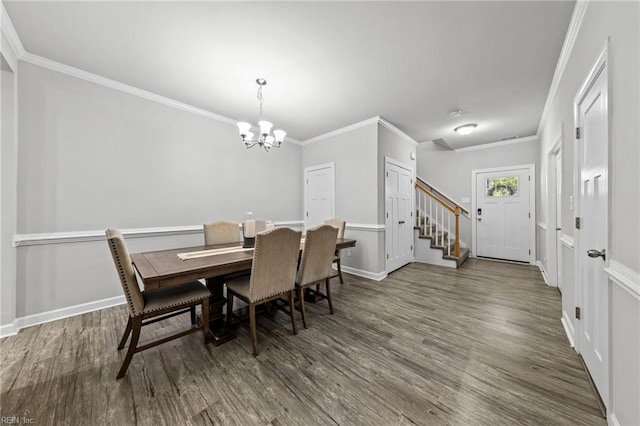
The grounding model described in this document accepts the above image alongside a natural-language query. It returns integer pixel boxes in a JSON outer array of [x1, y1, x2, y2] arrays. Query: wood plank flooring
[[0, 259, 605, 425]]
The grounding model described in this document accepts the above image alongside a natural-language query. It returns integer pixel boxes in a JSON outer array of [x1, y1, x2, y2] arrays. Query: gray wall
[[301, 123, 384, 275], [416, 139, 539, 249], [537, 2, 639, 424], [14, 61, 302, 317]]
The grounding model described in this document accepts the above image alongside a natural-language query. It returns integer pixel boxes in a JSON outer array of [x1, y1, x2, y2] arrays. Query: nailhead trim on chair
[[108, 236, 141, 317]]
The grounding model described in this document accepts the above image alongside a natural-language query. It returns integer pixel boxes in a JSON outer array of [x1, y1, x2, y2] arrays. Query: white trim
[[0, 322, 17, 338], [537, 222, 547, 230], [536, 0, 589, 136], [537, 261, 549, 285], [346, 223, 385, 232], [301, 117, 379, 145], [378, 116, 418, 146], [1, 295, 126, 338], [0, 3, 25, 59], [454, 135, 538, 153], [471, 163, 536, 264], [605, 261, 640, 302], [340, 265, 387, 282], [560, 234, 575, 249], [608, 412, 621, 426], [13, 221, 305, 247], [561, 310, 576, 348]]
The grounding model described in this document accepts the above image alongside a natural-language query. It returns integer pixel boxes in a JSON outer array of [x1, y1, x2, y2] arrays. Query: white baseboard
[[1, 295, 125, 338], [561, 310, 575, 348], [608, 412, 620, 426], [341, 265, 387, 281], [537, 261, 550, 285]]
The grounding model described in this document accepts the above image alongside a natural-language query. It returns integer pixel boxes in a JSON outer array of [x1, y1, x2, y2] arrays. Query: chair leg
[[326, 279, 334, 314], [249, 303, 259, 356], [117, 316, 133, 350], [298, 285, 308, 329], [201, 298, 210, 344], [227, 292, 234, 324], [116, 315, 142, 380], [288, 290, 298, 335], [337, 258, 344, 284], [190, 306, 196, 325]]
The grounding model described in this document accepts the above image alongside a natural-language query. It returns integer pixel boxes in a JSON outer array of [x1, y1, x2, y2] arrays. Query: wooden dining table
[[131, 237, 356, 345]]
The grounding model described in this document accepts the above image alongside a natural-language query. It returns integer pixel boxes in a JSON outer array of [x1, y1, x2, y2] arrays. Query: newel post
[[454, 206, 460, 258]]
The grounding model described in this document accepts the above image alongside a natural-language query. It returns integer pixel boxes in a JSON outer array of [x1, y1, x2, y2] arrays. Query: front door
[[385, 158, 413, 273], [577, 56, 609, 405], [304, 163, 334, 230], [475, 167, 531, 262]]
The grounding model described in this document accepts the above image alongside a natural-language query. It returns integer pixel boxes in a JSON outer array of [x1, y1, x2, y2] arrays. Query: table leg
[[201, 276, 238, 345]]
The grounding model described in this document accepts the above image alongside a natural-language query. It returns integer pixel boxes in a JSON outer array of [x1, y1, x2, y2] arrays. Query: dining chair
[[226, 227, 301, 356], [296, 224, 339, 328], [324, 218, 346, 283], [106, 229, 211, 379], [204, 220, 242, 245]]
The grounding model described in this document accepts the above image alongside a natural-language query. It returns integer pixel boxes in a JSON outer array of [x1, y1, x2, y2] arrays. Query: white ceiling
[[4, 1, 575, 148]]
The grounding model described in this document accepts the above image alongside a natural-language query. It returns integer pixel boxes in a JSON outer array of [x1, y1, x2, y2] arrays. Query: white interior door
[[475, 167, 531, 262], [577, 59, 609, 405], [385, 158, 413, 273], [555, 150, 563, 290], [304, 163, 334, 230]]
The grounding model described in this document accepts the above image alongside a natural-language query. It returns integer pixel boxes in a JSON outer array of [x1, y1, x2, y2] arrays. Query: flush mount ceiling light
[[454, 123, 478, 135], [237, 78, 286, 151]]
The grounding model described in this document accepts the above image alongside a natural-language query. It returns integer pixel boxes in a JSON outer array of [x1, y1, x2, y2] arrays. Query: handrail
[[415, 183, 456, 214], [416, 176, 470, 216], [415, 181, 461, 258]]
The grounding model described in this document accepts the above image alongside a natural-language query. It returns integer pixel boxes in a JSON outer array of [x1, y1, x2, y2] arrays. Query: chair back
[[106, 229, 144, 316], [248, 227, 301, 302], [204, 221, 241, 245], [297, 225, 339, 286], [324, 218, 346, 239]]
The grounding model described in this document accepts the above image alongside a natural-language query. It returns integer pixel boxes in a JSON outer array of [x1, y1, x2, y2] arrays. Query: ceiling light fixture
[[237, 78, 286, 151], [454, 123, 478, 135]]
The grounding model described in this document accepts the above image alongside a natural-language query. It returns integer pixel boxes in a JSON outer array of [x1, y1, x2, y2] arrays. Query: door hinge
[[386, 171, 389, 177], [529, 249, 531, 255], [306, 179, 308, 184], [576, 127, 581, 139], [528, 175, 530, 181], [575, 217, 581, 229], [411, 245, 413, 250], [410, 211, 413, 217], [528, 212, 531, 218], [386, 212, 389, 218], [575, 307, 581, 320], [386, 253, 389, 259], [306, 212, 309, 217]]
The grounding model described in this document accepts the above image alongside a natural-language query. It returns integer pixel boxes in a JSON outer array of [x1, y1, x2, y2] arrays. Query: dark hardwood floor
[[0, 259, 605, 425]]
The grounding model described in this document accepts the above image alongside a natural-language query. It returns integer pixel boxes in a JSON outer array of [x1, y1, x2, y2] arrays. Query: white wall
[[416, 138, 539, 250], [14, 61, 302, 318], [537, 2, 640, 424]]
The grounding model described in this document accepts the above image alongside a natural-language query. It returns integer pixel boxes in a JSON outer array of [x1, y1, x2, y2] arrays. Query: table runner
[[177, 246, 252, 260]]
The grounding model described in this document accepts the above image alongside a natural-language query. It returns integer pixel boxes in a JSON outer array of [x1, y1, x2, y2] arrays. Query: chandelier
[[237, 78, 286, 151]]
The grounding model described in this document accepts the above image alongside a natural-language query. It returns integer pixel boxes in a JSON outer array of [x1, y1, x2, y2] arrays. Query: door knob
[[555, 227, 562, 231], [398, 221, 405, 224], [477, 218, 482, 222], [587, 249, 606, 260]]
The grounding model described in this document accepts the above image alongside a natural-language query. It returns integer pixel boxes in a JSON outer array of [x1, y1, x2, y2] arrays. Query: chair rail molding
[[605, 260, 640, 302], [560, 234, 575, 249], [13, 221, 305, 247]]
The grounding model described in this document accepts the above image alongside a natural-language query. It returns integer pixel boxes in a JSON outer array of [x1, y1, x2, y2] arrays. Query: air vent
[[499, 135, 519, 141]]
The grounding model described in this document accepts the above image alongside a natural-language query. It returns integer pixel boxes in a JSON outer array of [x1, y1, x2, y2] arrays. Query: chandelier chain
[[257, 85, 264, 121]]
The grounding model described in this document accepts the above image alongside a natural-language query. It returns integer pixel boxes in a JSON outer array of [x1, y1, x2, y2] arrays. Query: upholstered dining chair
[[324, 218, 346, 283], [204, 220, 241, 245], [296, 224, 339, 328], [226, 227, 301, 356], [106, 229, 210, 379]]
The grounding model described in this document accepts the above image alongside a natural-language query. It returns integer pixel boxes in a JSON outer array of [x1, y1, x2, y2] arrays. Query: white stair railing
[[415, 180, 461, 258]]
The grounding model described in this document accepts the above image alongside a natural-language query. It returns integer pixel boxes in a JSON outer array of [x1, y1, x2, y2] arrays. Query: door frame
[[471, 163, 536, 264], [303, 162, 335, 231], [546, 126, 563, 288], [384, 156, 415, 273], [572, 42, 611, 405]]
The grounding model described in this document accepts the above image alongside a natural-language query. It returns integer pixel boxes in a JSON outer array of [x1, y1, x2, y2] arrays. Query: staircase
[[414, 177, 470, 269]]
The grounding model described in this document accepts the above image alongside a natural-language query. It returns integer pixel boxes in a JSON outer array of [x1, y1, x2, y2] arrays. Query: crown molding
[[454, 135, 538, 152], [1, 2, 25, 61], [301, 116, 380, 145], [378, 116, 418, 146], [536, 0, 590, 136]]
